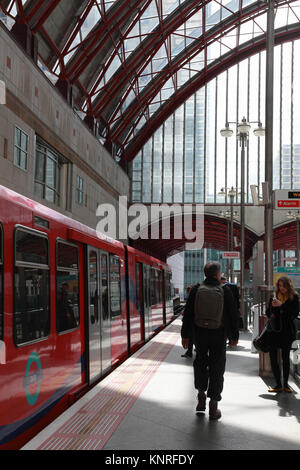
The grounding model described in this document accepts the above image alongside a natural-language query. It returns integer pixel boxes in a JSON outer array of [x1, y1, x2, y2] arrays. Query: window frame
[[14, 126, 29, 171], [55, 239, 80, 334], [34, 140, 65, 207], [76, 175, 84, 205], [13, 225, 50, 347], [109, 254, 121, 318]]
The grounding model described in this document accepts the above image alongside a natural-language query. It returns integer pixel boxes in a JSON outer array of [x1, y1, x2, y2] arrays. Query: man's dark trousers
[[193, 326, 227, 402]]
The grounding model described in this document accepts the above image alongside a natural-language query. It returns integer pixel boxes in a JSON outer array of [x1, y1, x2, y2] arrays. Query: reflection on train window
[[101, 254, 109, 320], [150, 268, 162, 306], [165, 271, 172, 302], [136, 263, 142, 312], [89, 251, 98, 325], [15, 229, 48, 265], [57, 242, 78, 269], [0, 225, 3, 340], [56, 241, 80, 333], [14, 228, 50, 345], [110, 255, 121, 317]]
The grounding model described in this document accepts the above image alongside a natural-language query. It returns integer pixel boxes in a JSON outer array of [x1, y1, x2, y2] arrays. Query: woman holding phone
[[266, 276, 299, 393]]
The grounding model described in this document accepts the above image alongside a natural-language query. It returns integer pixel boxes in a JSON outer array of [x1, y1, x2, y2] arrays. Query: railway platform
[[22, 317, 300, 451]]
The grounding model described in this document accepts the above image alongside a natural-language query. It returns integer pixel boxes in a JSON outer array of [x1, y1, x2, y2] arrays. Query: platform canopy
[[1, 0, 300, 165]]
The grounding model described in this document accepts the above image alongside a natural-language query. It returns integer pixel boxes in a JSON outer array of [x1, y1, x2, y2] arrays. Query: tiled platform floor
[[23, 318, 300, 451]]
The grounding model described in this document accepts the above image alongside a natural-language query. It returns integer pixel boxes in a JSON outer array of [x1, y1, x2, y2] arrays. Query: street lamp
[[219, 204, 239, 281], [220, 117, 265, 330], [218, 186, 239, 281], [286, 210, 300, 266]]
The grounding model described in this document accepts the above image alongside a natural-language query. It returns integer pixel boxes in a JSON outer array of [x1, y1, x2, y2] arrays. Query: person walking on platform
[[181, 285, 198, 358], [266, 276, 299, 394], [181, 262, 239, 420], [221, 275, 243, 333]]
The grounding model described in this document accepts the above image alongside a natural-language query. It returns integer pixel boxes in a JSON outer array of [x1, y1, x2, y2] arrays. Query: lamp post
[[286, 210, 300, 266], [219, 186, 239, 281], [220, 118, 265, 330]]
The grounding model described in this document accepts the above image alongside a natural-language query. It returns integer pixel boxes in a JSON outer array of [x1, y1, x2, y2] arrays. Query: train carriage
[[0, 185, 176, 450]]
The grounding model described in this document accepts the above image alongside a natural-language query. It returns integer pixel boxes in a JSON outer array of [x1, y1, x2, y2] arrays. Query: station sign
[[275, 266, 300, 274], [222, 251, 240, 259], [274, 189, 300, 209]]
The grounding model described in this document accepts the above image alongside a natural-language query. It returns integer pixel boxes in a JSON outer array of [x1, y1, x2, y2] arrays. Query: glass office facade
[[131, 39, 300, 205]]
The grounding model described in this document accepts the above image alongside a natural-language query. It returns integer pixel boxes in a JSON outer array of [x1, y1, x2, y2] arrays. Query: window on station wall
[[0, 224, 3, 340], [109, 255, 121, 317], [14, 228, 50, 345], [14, 127, 28, 171], [34, 138, 70, 207], [56, 241, 80, 333], [76, 175, 84, 205]]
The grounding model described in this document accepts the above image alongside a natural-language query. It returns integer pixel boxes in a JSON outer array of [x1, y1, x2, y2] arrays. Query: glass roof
[[1, 0, 300, 160]]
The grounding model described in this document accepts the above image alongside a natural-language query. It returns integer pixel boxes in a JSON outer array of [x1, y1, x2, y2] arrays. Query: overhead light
[[220, 123, 233, 137], [228, 187, 236, 198], [237, 118, 251, 135], [253, 122, 265, 137]]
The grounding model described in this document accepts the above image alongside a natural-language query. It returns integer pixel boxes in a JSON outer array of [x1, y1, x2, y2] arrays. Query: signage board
[[222, 251, 240, 259], [275, 267, 300, 274], [274, 190, 300, 209]]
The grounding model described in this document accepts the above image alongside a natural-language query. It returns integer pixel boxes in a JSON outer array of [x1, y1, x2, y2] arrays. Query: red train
[[0, 185, 177, 450]]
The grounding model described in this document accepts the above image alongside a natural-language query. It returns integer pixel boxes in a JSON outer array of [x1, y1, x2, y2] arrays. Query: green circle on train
[[24, 352, 43, 406]]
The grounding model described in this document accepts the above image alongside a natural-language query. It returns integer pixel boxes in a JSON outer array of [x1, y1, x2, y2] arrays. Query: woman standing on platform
[[266, 276, 299, 393]]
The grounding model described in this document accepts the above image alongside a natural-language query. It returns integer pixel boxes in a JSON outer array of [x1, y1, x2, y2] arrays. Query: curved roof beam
[[10, 0, 90, 69], [131, 214, 258, 260], [108, 0, 270, 144], [91, 0, 210, 132], [116, 20, 300, 161], [62, 0, 152, 107]]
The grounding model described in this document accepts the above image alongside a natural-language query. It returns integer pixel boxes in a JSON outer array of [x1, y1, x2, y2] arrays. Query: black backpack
[[194, 283, 224, 329]]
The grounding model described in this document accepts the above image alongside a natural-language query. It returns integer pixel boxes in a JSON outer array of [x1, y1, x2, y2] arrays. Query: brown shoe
[[209, 400, 222, 420], [196, 391, 206, 413], [268, 385, 283, 393]]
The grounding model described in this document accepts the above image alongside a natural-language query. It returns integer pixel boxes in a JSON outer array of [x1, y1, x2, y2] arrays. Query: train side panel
[[0, 196, 85, 449]]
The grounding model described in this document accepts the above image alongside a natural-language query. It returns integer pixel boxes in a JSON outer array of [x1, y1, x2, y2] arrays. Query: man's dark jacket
[[181, 277, 240, 342], [225, 282, 240, 310]]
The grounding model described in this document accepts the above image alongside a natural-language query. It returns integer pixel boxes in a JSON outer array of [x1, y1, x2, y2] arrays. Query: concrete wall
[[0, 22, 130, 234]]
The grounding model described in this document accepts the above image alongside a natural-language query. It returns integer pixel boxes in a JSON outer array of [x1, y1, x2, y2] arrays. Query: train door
[[87, 248, 111, 384], [143, 264, 152, 340], [135, 262, 144, 340], [100, 252, 111, 374]]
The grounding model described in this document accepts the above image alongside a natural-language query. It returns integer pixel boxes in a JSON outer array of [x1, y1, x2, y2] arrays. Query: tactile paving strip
[[37, 322, 179, 450]]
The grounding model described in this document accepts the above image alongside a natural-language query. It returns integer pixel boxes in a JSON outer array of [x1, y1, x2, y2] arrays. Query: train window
[[136, 263, 142, 312], [14, 228, 50, 345], [15, 229, 48, 265], [110, 255, 121, 317], [89, 251, 98, 325], [0, 224, 3, 340], [56, 241, 80, 333], [158, 270, 162, 304], [101, 254, 109, 321]]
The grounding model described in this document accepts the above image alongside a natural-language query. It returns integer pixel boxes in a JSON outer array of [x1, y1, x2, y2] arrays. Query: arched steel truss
[[1, 0, 300, 164]]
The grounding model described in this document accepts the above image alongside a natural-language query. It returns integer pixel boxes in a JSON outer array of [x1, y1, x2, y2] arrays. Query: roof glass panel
[[1, 0, 300, 161]]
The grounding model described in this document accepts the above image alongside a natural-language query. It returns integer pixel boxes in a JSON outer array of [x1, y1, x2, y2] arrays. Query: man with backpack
[[181, 262, 239, 420]]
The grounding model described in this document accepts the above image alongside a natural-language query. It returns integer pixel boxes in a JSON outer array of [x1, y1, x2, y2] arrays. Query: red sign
[[277, 200, 300, 208], [222, 252, 240, 259]]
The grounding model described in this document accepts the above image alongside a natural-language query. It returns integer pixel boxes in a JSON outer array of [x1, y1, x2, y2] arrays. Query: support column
[[264, 0, 274, 299]]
